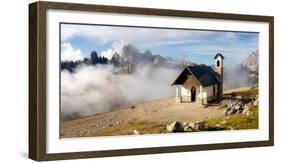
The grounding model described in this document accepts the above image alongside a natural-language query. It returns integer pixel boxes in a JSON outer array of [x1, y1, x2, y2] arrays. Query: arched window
[[216, 60, 220, 67]]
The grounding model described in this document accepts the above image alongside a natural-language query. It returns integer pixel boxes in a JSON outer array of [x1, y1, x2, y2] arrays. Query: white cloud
[[61, 24, 255, 51], [61, 43, 84, 61], [100, 41, 126, 59], [60, 24, 258, 64], [100, 49, 115, 59], [61, 64, 181, 119], [61, 24, 218, 47]]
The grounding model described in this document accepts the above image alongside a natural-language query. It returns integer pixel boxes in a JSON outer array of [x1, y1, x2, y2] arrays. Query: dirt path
[[61, 97, 224, 138]]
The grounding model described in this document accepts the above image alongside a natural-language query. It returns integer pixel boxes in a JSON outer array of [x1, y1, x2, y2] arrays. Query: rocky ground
[[61, 97, 224, 138], [166, 93, 258, 133], [61, 86, 258, 138]]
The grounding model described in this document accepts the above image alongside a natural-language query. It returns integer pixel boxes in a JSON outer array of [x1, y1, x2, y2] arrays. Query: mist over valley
[[61, 44, 258, 121]]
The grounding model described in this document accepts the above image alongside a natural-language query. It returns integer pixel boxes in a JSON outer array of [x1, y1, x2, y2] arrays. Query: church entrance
[[191, 86, 196, 102]]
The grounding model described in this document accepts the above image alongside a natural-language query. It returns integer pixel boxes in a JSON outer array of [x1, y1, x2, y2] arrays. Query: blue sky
[[61, 24, 258, 65]]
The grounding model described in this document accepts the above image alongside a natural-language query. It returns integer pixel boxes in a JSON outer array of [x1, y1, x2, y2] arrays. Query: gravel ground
[[61, 97, 224, 138]]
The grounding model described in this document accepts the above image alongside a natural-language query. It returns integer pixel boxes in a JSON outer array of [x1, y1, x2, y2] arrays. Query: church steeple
[[214, 53, 224, 76], [214, 53, 224, 97]]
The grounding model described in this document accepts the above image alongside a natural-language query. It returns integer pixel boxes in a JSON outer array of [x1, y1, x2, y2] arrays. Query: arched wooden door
[[191, 86, 196, 102]]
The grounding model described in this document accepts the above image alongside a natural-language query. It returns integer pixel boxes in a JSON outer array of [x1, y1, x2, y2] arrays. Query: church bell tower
[[214, 53, 224, 97]]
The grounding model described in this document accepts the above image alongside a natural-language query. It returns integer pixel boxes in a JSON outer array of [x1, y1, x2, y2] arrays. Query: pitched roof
[[214, 53, 225, 59], [172, 65, 220, 87]]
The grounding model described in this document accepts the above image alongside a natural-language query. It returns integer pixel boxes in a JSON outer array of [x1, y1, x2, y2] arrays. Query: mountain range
[[61, 44, 192, 73], [61, 44, 258, 85]]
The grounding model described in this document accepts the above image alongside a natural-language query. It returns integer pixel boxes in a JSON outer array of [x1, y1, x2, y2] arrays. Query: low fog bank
[[61, 63, 256, 121], [61, 64, 181, 121], [223, 64, 255, 90]]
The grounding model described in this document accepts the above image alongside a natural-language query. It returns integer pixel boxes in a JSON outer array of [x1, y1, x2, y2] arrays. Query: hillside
[[61, 86, 258, 138], [61, 97, 224, 138]]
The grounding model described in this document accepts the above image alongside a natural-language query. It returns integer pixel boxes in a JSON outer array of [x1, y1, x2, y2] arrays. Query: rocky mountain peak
[[61, 44, 190, 72], [121, 44, 139, 58], [241, 50, 258, 73]]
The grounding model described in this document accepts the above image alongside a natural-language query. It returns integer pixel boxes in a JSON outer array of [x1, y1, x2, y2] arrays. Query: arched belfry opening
[[216, 60, 220, 67]]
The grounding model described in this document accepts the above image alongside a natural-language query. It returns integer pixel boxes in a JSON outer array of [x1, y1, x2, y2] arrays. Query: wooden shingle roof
[[172, 65, 220, 87]]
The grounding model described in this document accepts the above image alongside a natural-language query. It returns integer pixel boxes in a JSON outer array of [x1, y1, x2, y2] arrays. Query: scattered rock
[[229, 108, 237, 115], [220, 120, 227, 125], [247, 101, 253, 106], [253, 96, 259, 106], [235, 95, 243, 100], [184, 126, 193, 132], [133, 129, 140, 135], [167, 93, 259, 133], [229, 127, 234, 130], [194, 120, 205, 131], [222, 96, 257, 116], [166, 121, 184, 132], [215, 124, 221, 128], [245, 110, 253, 116], [224, 107, 237, 116], [224, 107, 231, 117], [242, 105, 253, 116], [130, 105, 136, 109], [237, 108, 244, 113], [246, 111, 252, 116], [188, 122, 195, 129], [243, 105, 249, 111]]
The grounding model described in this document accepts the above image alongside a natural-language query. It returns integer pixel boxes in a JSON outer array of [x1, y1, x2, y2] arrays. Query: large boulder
[[188, 122, 196, 129], [166, 121, 184, 132]]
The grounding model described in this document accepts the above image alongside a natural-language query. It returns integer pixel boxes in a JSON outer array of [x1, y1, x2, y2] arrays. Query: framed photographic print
[[29, 1, 274, 161]]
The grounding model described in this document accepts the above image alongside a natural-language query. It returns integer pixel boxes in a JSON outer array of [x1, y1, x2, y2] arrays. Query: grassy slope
[[92, 121, 168, 137], [205, 106, 258, 130], [205, 86, 258, 130]]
